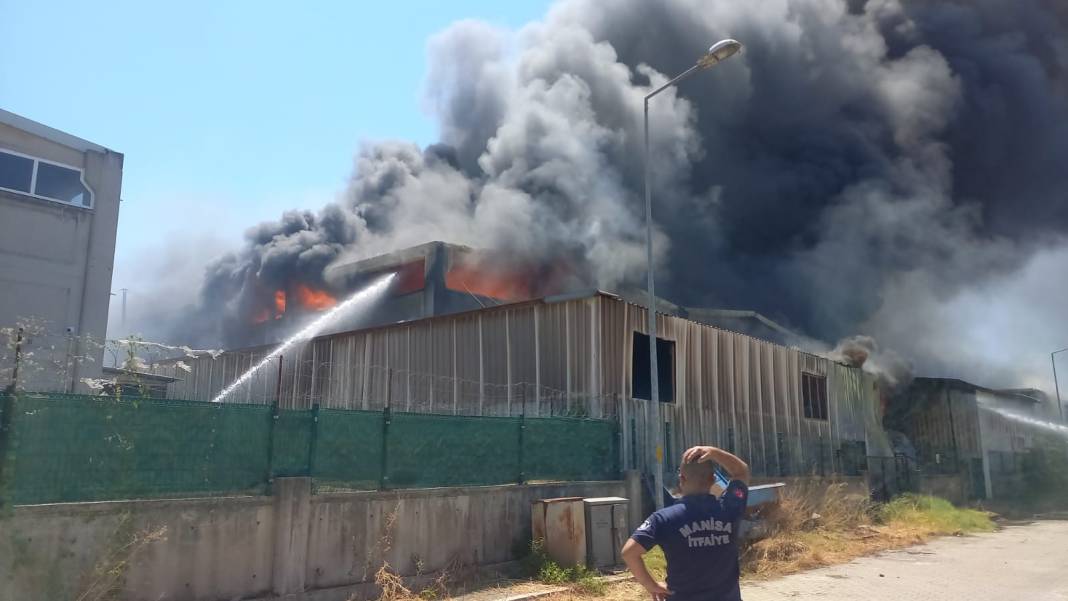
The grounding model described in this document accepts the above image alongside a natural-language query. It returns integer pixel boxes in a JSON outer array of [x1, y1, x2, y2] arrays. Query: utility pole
[[110, 288, 129, 333], [1053, 347, 1067, 422], [120, 288, 128, 331], [642, 39, 743, 509]]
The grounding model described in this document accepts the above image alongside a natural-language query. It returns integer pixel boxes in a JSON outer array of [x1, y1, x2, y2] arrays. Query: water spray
[[211, 273, 395, 403], [976, 400, 1068, 439]]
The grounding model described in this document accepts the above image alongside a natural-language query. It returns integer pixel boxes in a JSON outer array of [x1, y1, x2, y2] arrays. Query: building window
[[0, 148, 93, 208], [0, 151, 34, 193], [631, 332, 675, 402], [801, 372, 828, 420]]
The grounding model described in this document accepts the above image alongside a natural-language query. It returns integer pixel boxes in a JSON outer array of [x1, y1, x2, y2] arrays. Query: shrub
[[879, 494, 994, 534], [522, 539, 606, 596]]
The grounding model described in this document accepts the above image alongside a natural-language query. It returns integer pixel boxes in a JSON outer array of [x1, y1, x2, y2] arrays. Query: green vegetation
[[642, 546, 666, 580], [880, 494, 995, 534], [523, 539, 606, 596]]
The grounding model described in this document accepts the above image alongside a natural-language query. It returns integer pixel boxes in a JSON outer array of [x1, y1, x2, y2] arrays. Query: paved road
[[743, 521, 1068, 601]]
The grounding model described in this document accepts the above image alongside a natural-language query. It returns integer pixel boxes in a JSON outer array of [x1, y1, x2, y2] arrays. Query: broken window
[[35, 161, 92, 206]]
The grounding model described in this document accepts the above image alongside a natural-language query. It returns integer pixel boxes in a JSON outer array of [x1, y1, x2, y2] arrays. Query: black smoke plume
[[140, 0, 1068, 391]]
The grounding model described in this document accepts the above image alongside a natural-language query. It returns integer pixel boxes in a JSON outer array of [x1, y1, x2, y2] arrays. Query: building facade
[[161, 290, 890, 480], [0, 109, 123, 392], [888, 378, 1048, 499]]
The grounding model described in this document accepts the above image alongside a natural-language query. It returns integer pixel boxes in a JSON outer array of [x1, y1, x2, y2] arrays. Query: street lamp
[[1053, 347, 1067, 422], [644, 39, 742, 509]]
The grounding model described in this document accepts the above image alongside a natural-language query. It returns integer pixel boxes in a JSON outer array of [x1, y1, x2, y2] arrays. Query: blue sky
[[0, 0, 550, 323]]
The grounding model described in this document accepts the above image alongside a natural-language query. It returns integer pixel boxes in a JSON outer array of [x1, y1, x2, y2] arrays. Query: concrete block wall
[[0, 480, 626, 601]]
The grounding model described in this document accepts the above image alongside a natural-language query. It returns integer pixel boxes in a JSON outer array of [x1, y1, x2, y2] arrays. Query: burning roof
[[232, 241, 577, 347]]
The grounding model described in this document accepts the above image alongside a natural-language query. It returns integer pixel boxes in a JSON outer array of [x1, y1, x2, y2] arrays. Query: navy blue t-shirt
[[631, 480, 749, 601]]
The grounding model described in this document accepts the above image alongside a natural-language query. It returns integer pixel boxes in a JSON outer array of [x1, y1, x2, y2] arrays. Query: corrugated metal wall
[[166, 293, 887, 477], [602, 297, 888, 478]]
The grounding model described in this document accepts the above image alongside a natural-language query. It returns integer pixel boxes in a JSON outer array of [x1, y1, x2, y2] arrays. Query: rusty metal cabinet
[[531, 497, 587, 567]]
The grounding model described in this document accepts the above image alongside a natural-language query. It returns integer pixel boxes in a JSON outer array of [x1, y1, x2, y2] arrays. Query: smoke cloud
[[136, 0, 1068, 392]]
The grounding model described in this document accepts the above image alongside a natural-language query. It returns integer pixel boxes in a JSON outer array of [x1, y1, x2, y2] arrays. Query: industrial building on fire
[[162, 241, 892, 481], [887, 378, 1050, 500], [151, 243, 1058, 500]]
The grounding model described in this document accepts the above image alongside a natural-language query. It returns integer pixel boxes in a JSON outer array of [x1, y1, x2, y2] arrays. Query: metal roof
[[0, 108, 115, 154], [912, 377, 1043, 403]]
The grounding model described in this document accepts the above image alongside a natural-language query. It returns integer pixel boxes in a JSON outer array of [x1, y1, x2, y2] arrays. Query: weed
[[735, 484, 995, 581], [374, 562, 415, 601], [521, 538, 606, 596], [879, 494, 995, 535], [74, 514, 167, 601]]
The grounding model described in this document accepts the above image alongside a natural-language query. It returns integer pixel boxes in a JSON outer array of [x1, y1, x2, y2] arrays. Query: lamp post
[[1053, 347, 1067, 422], [644, 39, 742, 508]]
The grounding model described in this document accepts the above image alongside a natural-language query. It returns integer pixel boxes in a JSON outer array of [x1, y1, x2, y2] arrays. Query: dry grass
[[380, 485, 996, 601], [740, 485, 994, 580], [360, 505, 473, 601], [542, 486, 998, 601], [636, 484, 995, 589], [741, 480, 881, 578], [74, 516, 168, 601]]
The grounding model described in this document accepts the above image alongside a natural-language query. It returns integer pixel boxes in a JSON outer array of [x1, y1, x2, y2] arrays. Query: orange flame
[[445, 264, 534, 301], [252, 308, 270, 324], [295, 283, 337, 310], [275, 290, 287, 317]]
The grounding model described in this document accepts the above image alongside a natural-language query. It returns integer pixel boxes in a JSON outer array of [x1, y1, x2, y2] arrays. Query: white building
[[0, 109, 123, 392]]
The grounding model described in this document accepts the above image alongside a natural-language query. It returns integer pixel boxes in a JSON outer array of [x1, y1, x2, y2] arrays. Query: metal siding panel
[[538, 303, 568, 415], [387, 327, 408, 410], [509, 305, 537, 414], [408, 322, 434, 413], [453, 314, 481, 415], [480, 310, 510, 416]]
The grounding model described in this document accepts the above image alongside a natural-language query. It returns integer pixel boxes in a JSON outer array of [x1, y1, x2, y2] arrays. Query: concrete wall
[[0, 480, 626, 601], [0, 117, 122, 392]]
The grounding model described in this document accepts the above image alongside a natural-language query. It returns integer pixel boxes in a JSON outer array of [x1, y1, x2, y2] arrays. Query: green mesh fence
[[4, 393, 270, 504], [272, 409, 314, 477], [523, 417, 618, 481], [313, 408, 383, 489], [386, 412, 521, 488], [0, 393, 620, 504]]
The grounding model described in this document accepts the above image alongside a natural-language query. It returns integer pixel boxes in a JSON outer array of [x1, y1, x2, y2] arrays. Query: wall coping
[[11, 493, 272, 517], [10, 480, 626, 517], [311, 480, 625, 503]]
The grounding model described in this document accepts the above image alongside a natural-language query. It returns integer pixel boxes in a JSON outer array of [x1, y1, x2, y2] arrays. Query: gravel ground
[[742, 520, 1068, 601]]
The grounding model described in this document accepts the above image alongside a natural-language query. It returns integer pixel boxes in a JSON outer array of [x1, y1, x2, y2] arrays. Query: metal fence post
[[265, 355, 283, 495], [614, 417, 622, 479], [266, 400, 280, 495], [517, 412, 526, 485], [818, 434, 826, 477], [385, 367, 392, 410], [379, 406, 391, 490], [7, 327, 23, 392], [308, 402, 320, 480]]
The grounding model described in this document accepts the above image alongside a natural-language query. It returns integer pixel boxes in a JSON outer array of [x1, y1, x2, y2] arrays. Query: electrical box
[[583, 497, 629, 569], [531, 497, 587, 567]]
